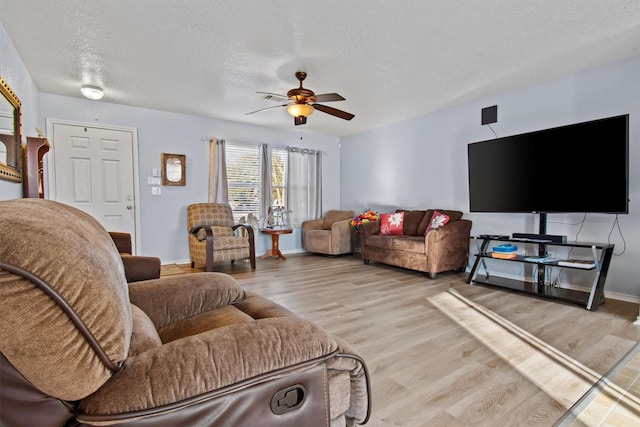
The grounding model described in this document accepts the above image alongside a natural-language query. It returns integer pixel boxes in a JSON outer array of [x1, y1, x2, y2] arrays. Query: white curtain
[[259, 143, 272, 225], [209, 138, 228, 203], [287, 147, 322, 228]]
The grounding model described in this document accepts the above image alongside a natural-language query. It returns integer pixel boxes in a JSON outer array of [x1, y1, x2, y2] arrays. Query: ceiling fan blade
[[312, 104, 355, 121], [245, 104, 288, 115], [314, 93, 345, 102], [257, 92, 290, 102]]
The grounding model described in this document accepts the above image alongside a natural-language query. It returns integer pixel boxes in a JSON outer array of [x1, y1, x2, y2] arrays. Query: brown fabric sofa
[[302, 209, 356, 255], [108, 231, 161, 282], [359, 208, 472, 279], [0, 199, 370, 427]]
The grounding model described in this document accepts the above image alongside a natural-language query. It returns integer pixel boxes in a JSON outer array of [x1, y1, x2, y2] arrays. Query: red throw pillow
[[425, 210, 450, 234], [379, 212, 404, 235]]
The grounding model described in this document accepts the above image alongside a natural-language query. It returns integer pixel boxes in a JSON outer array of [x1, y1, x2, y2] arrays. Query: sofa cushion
[[366, 235, 425, 254], [417, 209, 463, 235], [425, 210, 450, 234], [322, 210, 354, 230], [396, 209, 426, 235], [379, 212, 404, 235]]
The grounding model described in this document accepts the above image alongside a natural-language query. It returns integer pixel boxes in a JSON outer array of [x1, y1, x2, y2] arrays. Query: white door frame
[[45, 118, 142, 254]]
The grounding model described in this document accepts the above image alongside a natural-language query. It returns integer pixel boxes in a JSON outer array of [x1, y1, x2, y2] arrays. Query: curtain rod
[[200, 137, 325, 154]]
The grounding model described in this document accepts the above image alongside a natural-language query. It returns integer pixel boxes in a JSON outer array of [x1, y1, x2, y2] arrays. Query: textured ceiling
[[1, 1, 639, 137]]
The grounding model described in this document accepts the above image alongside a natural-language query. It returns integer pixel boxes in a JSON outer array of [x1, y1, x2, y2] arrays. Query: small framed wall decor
[[161, 153, 186, 186]]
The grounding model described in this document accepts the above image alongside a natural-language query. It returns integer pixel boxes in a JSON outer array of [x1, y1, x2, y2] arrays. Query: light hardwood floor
[[161, 253, 640, 426]]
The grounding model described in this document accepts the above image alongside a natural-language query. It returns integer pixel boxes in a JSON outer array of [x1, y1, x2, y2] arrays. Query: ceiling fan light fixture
[[80, 84, 104, 100], [287, 103, 314, 118]]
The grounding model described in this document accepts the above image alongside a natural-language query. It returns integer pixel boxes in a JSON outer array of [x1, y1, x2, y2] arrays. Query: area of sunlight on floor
[[428, 289, 640, 418]]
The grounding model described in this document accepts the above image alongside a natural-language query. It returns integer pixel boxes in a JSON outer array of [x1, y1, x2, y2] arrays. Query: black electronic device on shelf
[[512, 233, 567, 243]]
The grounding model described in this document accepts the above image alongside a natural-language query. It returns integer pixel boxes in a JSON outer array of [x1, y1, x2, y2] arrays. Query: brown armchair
[[108, 231, 161, 283], [302, 210, 356, 255], [187, 203, 256, 271], [0, 199, 371, 426]]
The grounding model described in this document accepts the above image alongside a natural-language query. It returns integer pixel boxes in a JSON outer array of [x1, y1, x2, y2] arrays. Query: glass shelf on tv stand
[[466, 235, 615, 311]]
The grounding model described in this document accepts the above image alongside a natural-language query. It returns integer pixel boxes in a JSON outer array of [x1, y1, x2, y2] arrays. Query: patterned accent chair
[[187, 203, 256, 271]]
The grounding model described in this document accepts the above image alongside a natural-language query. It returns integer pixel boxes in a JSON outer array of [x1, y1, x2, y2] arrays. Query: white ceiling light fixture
[[80, 84, 104, 100], [287, 103, 314, 118]]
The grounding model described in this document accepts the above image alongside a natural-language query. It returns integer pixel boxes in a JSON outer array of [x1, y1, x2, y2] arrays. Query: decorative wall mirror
[[0, 76, 22, 182], [161, 153, 186, 186]]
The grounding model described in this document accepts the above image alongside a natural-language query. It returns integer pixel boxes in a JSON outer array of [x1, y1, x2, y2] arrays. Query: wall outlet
[[151, 186, 161, 196]]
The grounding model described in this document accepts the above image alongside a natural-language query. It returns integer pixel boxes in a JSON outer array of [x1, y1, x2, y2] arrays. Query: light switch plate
[[151, 186, 161, 196]]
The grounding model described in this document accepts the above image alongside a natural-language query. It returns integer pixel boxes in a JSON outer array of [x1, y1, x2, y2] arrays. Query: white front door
[[47, 120, 139, 248]]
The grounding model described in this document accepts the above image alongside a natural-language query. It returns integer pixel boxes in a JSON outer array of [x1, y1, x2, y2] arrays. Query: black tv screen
[[467, 114, 629, 214]]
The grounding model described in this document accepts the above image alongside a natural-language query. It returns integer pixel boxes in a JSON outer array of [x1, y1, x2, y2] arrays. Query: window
[[271, 147, 287, 208], [226, 143, 260, 222], [225, 143, 288, 224]]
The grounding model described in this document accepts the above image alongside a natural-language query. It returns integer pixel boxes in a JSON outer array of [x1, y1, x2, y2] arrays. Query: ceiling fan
[[246, 71, 355, 126]]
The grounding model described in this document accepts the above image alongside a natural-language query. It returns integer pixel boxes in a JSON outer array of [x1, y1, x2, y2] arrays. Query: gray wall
[[340, 56, 640, 300]]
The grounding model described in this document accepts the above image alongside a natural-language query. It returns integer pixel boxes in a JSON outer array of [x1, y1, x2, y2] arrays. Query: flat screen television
[[467, 114, 629, 217]]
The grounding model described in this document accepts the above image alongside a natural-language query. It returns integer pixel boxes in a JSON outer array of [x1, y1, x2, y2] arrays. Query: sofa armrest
[[358, 220, 380, 243], [120, 254, 161, 283], [425, 219, 472, 270], [128, 272, 246, 329], [108, 231, 132, 254]]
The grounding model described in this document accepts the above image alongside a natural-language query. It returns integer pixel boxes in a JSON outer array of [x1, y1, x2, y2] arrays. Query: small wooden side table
[[260, 228, 293, 260]]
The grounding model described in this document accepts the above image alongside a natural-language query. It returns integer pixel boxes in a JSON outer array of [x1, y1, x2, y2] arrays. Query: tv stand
[[466, 236, 614, 311]]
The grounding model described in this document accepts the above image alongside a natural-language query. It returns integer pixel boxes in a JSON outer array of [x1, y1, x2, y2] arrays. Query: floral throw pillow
[[425, 210, 450, 234], [379, 212, 404, 235]]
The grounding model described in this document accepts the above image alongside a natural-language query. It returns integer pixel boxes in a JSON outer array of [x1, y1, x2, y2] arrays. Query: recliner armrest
[[128, 272, 246, 329], [76, 317, 338, 424]]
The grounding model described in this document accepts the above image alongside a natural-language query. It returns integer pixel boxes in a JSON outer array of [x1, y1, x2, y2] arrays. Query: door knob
[[126, 205, 133, 210]]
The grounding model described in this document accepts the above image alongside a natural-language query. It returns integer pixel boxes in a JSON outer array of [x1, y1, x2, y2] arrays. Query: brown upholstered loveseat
[[359, 209, 472, 279], [0, 199, 370, 426]]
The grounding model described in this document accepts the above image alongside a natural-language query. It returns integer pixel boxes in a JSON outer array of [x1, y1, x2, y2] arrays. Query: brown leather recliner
[[108, 231, 161, 282], [0, 199, 371, 426]]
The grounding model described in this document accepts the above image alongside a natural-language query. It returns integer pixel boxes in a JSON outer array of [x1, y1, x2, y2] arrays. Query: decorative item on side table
[[350, 209, 379, 232]]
